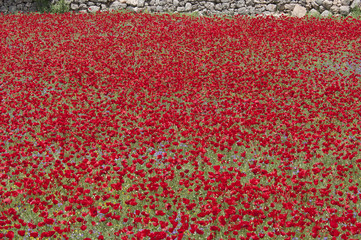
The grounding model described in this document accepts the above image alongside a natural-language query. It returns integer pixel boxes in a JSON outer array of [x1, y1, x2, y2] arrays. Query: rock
[[109, 0, 126, 10], [119, 0, 138, 6], [339, 5, 350, 14], [137, 0, 144, 7], [329, 5, 340, 13], [266, 4, 277, 11], [70, 3, 79, 10], [351, 0, 360, 9], [88, 5, 100, 11], [308, 8, 320, 16], [215, 3, 223, 10], [322, 0, 332, 9], [3, 0, 359, 20], [341, 0, 350, 6], [292, 4, 307, 17], [184, 2, 192, 10], [205, 2, 214, 9], [236, 0, 246, 8], [320, 9, 332, 17]]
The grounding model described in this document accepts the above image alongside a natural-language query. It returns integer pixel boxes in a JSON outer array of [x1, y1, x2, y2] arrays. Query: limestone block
[[156, 0, 166, 5], [70, 3, 79, 10], [192, 3, 200, 10], [320, 9, 332, 16], [184, 2, 192, 10], [79, 3, 87, 9], [315, 0, 323, 5], [284, 3, 295, 10], [177, 6, 185, 11], [227, 8, 234, 14], [222, 2, 230, 8], [254, 5, 265, 13], [109, 1, 126, 9], [329, 5, 339, 13], [87, 2, 95, 6], [311, 0, 319, 8], [291, 4, 306, 16], [308, 8, 320, 15], [341, 0, 350, 5], [235, 0, 245, 8], [221, 0, 231, 2], [137, 0, 145, 7], [205, 2, 215, 9], [173, 0, 178, 5], [119, 0, 138, 6], [245, 0, 253, 5], [215, 3, 223, 10], [266, 3, 276, 11], [249, 5, 255, 13], [351, 0, 360, 9], [88, 5, 100, 11], [16, 3, 23, 10], [339, 5, 350, 14], [322, 0, 332, 9]]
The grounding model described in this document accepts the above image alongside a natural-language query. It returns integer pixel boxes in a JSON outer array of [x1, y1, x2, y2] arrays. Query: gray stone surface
[[292, 4, 306, 16], [320, 9, 332, 16], [0, 0, 360, 18], [339, 5, 350, 14]]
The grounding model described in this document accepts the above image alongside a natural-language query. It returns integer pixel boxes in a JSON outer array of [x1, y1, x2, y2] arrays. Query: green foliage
[[50, 0, 70, 14], [35, 0, 70, 14], [350, 6, 361, 19]]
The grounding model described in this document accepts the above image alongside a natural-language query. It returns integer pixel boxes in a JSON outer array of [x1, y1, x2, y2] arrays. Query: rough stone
[[266, 3, 276, 11], [205, 2, 214, 9], [292, 4, 306, 17], [308, 8, 320, 16], [184, 2, 191, 10], [351, 0, 360, 9], [329, 5, 339, 13], [339, 5, 350, 14], [320, 9, 332, 16], [341, 0, 350, 6], [284, 3, 296, 11], [245, 0, 253, 6], [235, 0, 245, 7], [214, 3, 222, 10], [70, 3, 79, 9], [119, 0, 138, 6], [88, 5, 100, 10], [322, 0, 332, 9], [109, 0, 126, 9], [1, 0, 360, 19]]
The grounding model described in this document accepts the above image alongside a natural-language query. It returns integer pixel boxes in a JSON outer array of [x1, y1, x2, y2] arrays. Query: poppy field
[[0, 10, 361, 240]]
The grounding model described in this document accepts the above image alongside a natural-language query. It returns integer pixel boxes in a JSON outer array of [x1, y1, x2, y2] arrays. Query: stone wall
[[1, 0, 360, 19]]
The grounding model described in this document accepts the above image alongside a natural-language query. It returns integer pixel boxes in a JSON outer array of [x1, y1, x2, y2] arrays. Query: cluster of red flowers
[[0, 10, 361, 239]]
